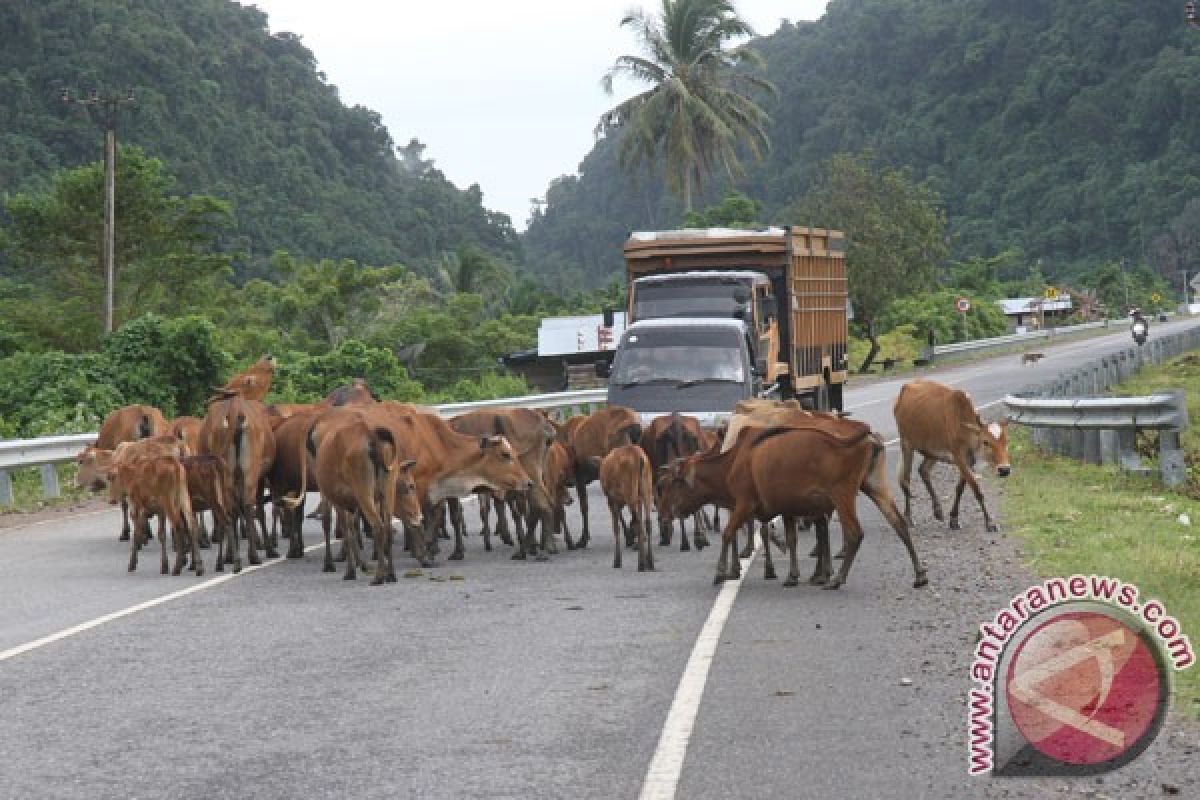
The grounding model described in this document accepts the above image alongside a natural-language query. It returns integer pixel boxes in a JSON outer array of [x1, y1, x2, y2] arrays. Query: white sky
[[243, 1, 830, 230]]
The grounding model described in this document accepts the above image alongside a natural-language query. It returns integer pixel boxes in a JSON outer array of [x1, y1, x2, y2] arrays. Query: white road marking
[[0, 540, 325, 664], [0, 507, 113, 532], [639, 543, 760, 800]]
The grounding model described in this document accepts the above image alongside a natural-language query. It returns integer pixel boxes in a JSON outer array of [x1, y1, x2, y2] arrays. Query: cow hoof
[[386, 573, 397, 583], [913, 572, 929, 588], [658, 536, 670, 547], [783, 576, 798, 588], [822, 579, 843, 590], [511, 552, 526, 561], [695, 539, 707, 550], [613, 560, 622, 569], [420, 559, 439, 569], [680, 541, 691, 553], [343, 572, 356, 581], [535, 554, 550, 562], [638, 565, 647, 572], [265, 548, 280, 559], [834, 548, 845, 560], [808, 544, 819, 557], [215, 563, 224, 574], [448, 551, 464, 561], [764, 568, 777, 580], [370, 577, 385, 586], [986, 523, 999, 533], [161, 566, 169, 575], [195, 566, 205, 577], [949, 518, 961, 531], [127, 564, 136, 573], [172, 567, 182, 576], [233, 562, 243, 574], [933, 510, 945, 522], [286, 548, 303, 559], [712, 573, 726, 585]]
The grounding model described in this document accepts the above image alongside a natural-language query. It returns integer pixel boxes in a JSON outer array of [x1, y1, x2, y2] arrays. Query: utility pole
[[61, 87, 136, 335]]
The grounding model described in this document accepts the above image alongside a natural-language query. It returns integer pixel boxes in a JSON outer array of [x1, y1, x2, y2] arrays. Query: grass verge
[[1003, 418, 1200, 717], [0, 463, 91, 516]]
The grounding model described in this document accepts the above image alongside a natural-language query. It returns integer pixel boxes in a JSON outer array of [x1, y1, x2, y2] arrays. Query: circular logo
[[1005, 610, 1168, 768], [956, 297, 970, 312]]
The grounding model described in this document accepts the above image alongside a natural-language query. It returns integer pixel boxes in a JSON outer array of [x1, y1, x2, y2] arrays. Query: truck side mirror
[[754, 358, 768, 376], [761, 296, 778, 321], [602, 307, 615, 328], [594, 360, 611, 378]]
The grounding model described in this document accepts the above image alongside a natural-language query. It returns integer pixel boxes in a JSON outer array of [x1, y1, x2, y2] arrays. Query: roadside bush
[[103, 314, 230, 417], [879, 288, 1009, 345], [0, 351, 125, 436], [271, 339, 425, 403]]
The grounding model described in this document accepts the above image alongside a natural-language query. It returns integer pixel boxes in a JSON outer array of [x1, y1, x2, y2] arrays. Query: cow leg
[[478, 493, 493, 541], [715, 505, 753, 584], [493, 498, 514, 547], [321, 503, 337, 573], [761, 518, 777, 580], [658, 509, 673, 548], [950, 459, 997, 533], [610, 502, 623, 569], [637, 509, 654, 573], [576, 480, 591, 549], [809, 517, 833, 585], [449, 500, 468, 562], [825, 500, 864, 590], [693, 509, 710, 550], [119, 497, 131, 541], [187, 516, 204, 577], [783, 516, 801, 587], [739, 522, 755, 559], [258, 483, 278, 557], [409, 506, 438, 569], [529, 487, 557, 558], [171, 515, 186, 576], [339, 510, 360, 581], [898, 442, 916, 524], [270, 503, 281, 542], [917, 456, 943, 522], [158, 516, 170, 575], [287, 499, 306, 559], [863, 488, 929, 588], [127, 508, 145, 572]]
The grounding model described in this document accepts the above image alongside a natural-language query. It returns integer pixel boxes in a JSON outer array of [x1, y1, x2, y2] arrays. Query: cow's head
[[74, 447, 112, 492], [476, 435, 534, 494], [392, 459, 424, 527], [967, 418, 1011, 477], [657, 457, 702, 520]]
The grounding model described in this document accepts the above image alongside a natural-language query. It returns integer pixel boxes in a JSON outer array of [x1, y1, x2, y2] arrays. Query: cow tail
[[232, 413, 247, 513], [668, 412, 683, 462], [175, 460, 194, 542], [367, 427, 396, 523], [281, 419, 316, 510], [622, 423, 643, 446]]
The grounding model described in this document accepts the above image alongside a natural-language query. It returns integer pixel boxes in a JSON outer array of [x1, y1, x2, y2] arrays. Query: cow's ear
[[400, 458, 417, 471], [684, 464, 696, 489]]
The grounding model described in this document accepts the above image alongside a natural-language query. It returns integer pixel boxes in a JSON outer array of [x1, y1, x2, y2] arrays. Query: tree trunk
[[857, 318, 880, 374], [683, 170, 693, 213]]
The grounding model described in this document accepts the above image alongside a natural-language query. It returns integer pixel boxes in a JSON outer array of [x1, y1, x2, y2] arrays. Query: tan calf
[[112, 455, 199, 576], [598, 445, 655, 572], [893, 379, 1011, 533]]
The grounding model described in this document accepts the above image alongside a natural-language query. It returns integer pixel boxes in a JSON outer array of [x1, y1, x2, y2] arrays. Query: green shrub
[[271, 339, 425, 403]]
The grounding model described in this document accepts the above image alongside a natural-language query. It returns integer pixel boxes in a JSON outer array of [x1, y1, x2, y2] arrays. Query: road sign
[[956, 297, 970, 313], [1044, 287, 1059, 300], [1151, 292, 1162, 303]]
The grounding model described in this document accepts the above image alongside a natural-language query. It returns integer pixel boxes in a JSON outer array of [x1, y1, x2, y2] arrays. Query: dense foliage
[[0, 0, 518, 277], [526, 0, 1200, 293]]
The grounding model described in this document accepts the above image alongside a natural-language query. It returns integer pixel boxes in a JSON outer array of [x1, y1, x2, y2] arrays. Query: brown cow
[[599, 445, 655, 572], [640, 412, 712, 551], [211, 355, 276, 403], [85, 404, 169, 540], [180, 455, 232, 570], [660, 425, 928, 589], [169, 416, 203, 456], [543, 440, 575, 545], [77, 434, 189, 546], [286, 411, 423, 583], [324, 378, 378, 407], [893, 379, 1011, 533], [448, 408, 556, 557], [111, 455, 199, 576], [561, 406, 642, 549], [265, 407, 329, 556], [313, 403, 533, 567], [199, 394, 277, 571]]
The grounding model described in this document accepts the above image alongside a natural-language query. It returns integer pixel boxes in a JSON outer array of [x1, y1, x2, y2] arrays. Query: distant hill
[[524, 0, 1200, 287], [0, 0, 519, 276]]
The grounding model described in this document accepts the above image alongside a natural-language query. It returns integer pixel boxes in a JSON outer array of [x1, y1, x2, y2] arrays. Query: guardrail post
[[1099, 430, 1118, 465], [40, 464, 60, 499], [0, 470, 12, 506], [1160, 431, 1186, 487], [1117, 429, 1142, 472]]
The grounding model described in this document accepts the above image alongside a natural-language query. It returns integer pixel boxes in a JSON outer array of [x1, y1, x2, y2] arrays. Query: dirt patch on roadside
[[0, 496, 112, 533]]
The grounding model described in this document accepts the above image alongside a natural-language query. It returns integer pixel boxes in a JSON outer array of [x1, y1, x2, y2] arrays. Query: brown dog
[[1020, 352, 1045, 365]]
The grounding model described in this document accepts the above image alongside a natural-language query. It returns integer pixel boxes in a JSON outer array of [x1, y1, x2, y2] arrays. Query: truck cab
[[601, 318, 759, 428], [628, 271, 779, 385]]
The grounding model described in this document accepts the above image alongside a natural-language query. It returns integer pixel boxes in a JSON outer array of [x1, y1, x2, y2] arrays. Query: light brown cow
[[286, 410, 423, 583], [199, 394, 277, 572], [211, 355, 276, 403], [447, 408, 556, 557], [76, 434, 189, 545], [543, 440, 575, 545], [111, 455, 200, 576], [265, 408, 328, 557], [599, 445, 656, 572], [84, 404, 169, 540], [561, 406, 642, 549], [660, 425, 928, 590], [322, 403, 533, 567], [894, 379, 1011, 533]]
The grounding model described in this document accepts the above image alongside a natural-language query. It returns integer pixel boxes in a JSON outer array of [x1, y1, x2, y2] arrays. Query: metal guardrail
[[0, 388, 610, 507], [926, 319, 1110, 360], [1001, 325, 1200, 487]]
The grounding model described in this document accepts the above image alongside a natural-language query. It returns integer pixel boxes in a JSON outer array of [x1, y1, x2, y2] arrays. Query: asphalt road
[[1, 319, 1198, 800]]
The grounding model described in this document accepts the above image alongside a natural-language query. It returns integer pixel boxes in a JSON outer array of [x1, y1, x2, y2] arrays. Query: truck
[[621, 226, 849, 411], [603, 317, 760, 428]]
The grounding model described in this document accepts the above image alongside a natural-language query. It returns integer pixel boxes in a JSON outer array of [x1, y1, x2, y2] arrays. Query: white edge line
[[639, 543, 760, 800], [0, 540, 326, 664]]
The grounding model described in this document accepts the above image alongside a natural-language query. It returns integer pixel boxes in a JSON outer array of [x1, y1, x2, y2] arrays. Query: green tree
[[682, 190, 762, 228], [788, 152, 948, 372], [3, 147, 232, 348], [597, 0, 775, 210]]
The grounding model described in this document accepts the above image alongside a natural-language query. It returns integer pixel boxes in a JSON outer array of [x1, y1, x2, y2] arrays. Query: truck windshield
[[613, 329, 745, 385], [633, 283, 746, 320]]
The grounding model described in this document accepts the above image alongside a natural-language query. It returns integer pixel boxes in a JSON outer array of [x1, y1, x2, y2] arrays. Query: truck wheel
[[829, 382, 844, 413]]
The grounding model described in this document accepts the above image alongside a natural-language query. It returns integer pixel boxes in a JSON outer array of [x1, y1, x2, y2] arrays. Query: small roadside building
[[501, 313, 627, 392], [996, 296, 1074, 334]]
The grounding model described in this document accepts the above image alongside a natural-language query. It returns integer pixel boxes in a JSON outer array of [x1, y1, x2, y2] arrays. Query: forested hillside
[[525, 0, 1200, 287], [0, 0, 517, 276]]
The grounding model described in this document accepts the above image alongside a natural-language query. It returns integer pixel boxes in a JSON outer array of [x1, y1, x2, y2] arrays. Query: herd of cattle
[[71, 355, 1013, 590]]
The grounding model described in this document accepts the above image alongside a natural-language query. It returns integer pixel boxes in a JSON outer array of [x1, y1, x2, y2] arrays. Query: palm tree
[[597, 0, 775, 211]]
